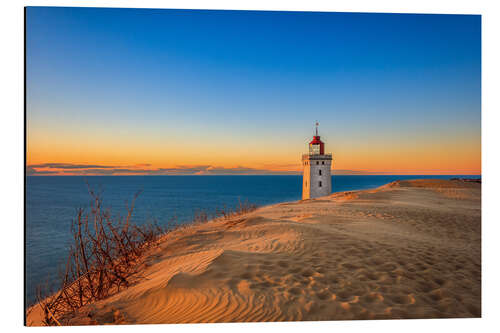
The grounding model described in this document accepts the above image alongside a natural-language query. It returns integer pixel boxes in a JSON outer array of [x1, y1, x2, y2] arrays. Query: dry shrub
[[192, 198, 257, 225], [35, 186, 163, 326], [215, 198, 258, 221], [34, 189, 257, 326]]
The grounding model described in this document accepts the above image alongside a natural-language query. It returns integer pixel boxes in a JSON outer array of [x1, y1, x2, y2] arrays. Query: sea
[[25, 174, 480, 306]]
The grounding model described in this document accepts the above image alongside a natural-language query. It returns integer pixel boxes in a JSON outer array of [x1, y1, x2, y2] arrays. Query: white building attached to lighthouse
[[302, 124, 333, 200]]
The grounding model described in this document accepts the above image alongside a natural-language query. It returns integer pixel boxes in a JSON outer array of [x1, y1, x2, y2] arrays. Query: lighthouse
[[302, 123, 333, 200]]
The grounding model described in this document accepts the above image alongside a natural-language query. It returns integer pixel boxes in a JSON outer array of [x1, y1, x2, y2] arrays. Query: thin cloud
[[27, 163, 388, 176], [26, 166, 59, 175], [196, 166, 299, 175], [27, 163, 301, 176], [332, 169, 392, 175], [29, 163, 118, 170]]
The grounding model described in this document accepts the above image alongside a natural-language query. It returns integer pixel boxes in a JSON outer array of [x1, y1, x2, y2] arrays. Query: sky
[[26, 7, 481, 175]]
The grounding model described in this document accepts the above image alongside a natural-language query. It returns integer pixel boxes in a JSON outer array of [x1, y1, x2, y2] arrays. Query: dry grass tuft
[[34, 186, 164, 326], [33, 188, 257, 326]]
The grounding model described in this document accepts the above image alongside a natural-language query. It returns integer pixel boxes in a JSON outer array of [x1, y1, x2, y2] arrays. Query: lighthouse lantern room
[[302, 122, 333, 200]]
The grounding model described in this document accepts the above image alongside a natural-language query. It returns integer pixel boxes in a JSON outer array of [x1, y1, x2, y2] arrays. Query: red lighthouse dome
[[309, 122, 324, 155]]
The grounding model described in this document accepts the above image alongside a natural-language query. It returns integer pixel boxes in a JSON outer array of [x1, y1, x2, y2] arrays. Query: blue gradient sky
[[26, 7, 481, 175]]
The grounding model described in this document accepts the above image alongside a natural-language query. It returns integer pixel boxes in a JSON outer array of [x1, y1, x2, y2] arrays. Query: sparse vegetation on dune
[[194, 198, 258, 224], [27, 179, 481, 325], [33, 188, 163, 325], [31, 186, 258, 326]]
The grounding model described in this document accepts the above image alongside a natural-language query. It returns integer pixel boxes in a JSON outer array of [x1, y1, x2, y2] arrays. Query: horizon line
[[26, 173, 482, 177]]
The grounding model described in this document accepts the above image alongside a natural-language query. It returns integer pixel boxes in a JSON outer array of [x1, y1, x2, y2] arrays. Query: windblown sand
[[27, 179, 481, 325]]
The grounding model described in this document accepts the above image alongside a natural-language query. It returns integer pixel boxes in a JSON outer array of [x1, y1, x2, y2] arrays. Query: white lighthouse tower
[[302, 122, 333, 200]]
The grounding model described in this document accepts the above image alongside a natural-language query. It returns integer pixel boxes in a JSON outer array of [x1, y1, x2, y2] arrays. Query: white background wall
[[2, 1, 500, 333]]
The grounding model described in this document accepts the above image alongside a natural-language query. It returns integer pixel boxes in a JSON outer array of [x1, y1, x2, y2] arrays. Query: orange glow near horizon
[[25, 8, 481, 177], [26, 107, 481, 176], [27, 131, 481, 176]]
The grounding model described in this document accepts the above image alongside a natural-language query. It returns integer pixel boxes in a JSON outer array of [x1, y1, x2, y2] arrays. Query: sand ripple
[[28, 179, 480, 325]]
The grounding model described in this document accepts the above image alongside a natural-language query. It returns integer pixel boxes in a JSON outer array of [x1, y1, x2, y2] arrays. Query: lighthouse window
[[319, 170, 322, 175], [319, 181, 322, 187], [316, 161, 319, 165], [322, 161, 325, 165]]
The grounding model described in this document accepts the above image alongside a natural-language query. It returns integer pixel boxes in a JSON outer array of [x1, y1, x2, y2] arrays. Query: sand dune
[[26, 179, 481, 325]]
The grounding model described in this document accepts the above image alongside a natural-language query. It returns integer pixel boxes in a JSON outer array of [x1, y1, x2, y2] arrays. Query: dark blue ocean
[[25, 175, 479, 305]]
